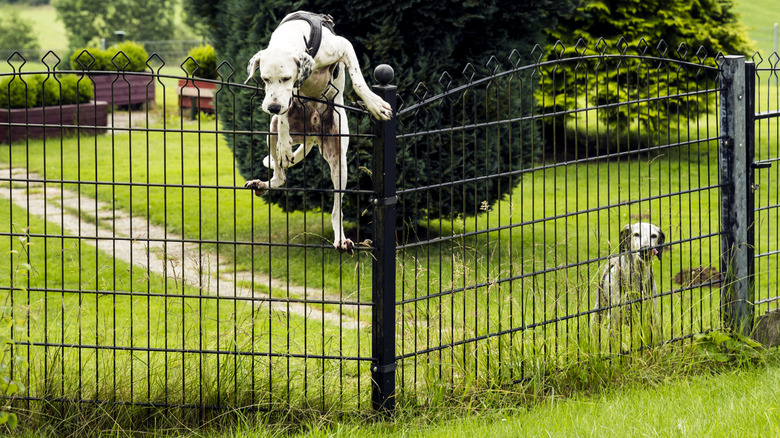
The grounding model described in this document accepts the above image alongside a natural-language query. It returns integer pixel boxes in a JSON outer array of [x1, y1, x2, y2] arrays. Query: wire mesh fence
[[0, 41, 777, 417], [391, 40, 727, 400]]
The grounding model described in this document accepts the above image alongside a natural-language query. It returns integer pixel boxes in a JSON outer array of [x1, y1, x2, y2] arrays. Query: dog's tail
[[263, 144, 308, 168]]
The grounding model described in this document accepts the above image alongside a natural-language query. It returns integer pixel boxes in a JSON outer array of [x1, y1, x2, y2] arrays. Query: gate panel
[[753, 58, 780, 317]]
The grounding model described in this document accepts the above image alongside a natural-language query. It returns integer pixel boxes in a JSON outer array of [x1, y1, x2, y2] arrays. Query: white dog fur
[[243, 11, 392, 254], [594, 222, 666, 327]]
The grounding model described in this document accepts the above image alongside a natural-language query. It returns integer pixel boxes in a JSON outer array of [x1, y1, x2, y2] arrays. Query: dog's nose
[[267, 104, 282, 114]]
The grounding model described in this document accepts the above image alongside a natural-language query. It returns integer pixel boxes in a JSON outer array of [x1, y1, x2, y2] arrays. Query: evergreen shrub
[[186, 0, 576, 234]]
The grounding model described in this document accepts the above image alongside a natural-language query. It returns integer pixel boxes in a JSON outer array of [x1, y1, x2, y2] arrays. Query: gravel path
[[0, 166, 365, 329]]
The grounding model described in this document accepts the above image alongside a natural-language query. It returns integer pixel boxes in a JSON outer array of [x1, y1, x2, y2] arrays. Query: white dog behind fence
[[242, 11, 392, 255], [593, 222, 666, 332]]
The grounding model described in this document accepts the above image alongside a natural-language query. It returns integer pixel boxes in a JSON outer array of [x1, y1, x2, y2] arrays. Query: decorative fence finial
[[374, 64, 394, 85]]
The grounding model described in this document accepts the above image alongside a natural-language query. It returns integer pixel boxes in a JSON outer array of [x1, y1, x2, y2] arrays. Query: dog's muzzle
[[640, 247, 660, 261], [265, 97, 293, 115]]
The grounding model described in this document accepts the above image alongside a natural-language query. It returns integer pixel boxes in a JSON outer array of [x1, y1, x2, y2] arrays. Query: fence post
[[719, 55, 755, 336], [371, 64, 397, 414]]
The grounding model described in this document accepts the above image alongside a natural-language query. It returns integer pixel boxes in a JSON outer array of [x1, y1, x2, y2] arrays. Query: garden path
[[0, 165, 365, 329]]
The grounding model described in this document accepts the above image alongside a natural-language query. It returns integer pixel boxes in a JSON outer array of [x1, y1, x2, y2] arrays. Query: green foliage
[[0, 75, 41, 108], [0, 230, 33, 432], [540, 0, 754, 154], [693, 330, 767, 367], [183, 44, 218, 80], [53, 0, 175, 48], [0, 73, 93, 108], [58, 74, 93, 103], [0, 9, 40, 57], [186, 0, 578, 233], [69, 41, 149, 72]]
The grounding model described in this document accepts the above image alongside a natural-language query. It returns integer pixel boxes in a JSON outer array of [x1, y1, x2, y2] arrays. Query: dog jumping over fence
[[243, 11, 393, 254], [593, 222, 666, 329]]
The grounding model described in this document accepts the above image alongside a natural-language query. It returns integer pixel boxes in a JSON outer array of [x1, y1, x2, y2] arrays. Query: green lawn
[[0, 4, 68, 53], [735, 0, 780, 56], [2, 0, 780, 435], [269, 364, 780, 438]]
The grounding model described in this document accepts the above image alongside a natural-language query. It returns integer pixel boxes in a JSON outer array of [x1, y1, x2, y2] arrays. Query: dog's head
[[619, 222, 666, 262], [244, 48, 315, 115]]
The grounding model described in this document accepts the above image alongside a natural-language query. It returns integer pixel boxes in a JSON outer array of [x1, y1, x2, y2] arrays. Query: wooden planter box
[[90, 73, 156, 108], [177, 79, 216, 114], [0, 101, 109, 144]]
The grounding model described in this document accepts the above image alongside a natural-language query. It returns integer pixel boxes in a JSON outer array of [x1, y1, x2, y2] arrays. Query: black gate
[[751, 56, 780, 330]]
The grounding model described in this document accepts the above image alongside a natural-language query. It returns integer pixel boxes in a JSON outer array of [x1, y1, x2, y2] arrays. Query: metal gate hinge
[[371, 196, 398, 206], [372, 362, 397, 374], [752, 161, 772, 170]]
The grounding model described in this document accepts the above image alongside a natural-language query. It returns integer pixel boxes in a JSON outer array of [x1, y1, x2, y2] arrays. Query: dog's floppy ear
[[295, 51, 314, 89], [244, 50, 264, 85], [619, 224, 631, 255], [655, 226, 667, 260]]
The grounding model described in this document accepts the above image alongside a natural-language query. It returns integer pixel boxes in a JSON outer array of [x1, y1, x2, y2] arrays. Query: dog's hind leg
[[323, 107, 353, 254]]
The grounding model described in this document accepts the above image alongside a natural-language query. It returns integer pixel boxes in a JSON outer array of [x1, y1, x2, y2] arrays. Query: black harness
[[279, 12, 336, 58]]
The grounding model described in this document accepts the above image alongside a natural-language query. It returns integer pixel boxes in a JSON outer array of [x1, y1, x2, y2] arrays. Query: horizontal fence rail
[[0, 39, 776, 419]]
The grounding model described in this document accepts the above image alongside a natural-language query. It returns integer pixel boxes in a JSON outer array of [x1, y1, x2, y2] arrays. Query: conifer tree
[[186, 0, 578, 233]]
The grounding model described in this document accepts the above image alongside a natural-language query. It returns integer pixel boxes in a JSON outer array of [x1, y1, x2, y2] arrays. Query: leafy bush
[[187, 0, 577, 234], [540, 0, 754, 155], [69, 41, 150, 72], [183, 44, 218, 80], [59, 75, 93, 104], [0, 75, 41, 108], [0, 74, 93, 108], [54, 0, 176, 48]]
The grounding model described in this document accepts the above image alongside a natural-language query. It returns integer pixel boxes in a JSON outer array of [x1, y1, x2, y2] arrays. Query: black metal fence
[[0, 41, 777, 418]]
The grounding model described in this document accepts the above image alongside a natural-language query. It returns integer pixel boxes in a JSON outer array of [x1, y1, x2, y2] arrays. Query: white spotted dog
[[594, 222, 666, 328], [243, 11, 393, 254]]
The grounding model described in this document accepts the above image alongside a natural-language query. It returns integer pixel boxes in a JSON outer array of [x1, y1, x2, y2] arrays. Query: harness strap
[[280, 12, 336, 58]]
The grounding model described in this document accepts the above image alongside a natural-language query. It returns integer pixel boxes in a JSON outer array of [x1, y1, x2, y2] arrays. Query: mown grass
[[0, 4, 68, 53], [735, 0, 780, 56]]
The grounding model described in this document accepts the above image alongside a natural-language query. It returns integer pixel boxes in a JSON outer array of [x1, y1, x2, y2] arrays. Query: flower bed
[[0, 100, 109, 143], [89, 73, 155, 108], [71, 41, 156, 109], [177, 78, 216, 113], [178, 44, 218, 115]]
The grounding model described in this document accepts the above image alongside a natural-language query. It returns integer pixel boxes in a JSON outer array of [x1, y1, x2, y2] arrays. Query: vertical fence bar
[[371, 64, 397, 414], [719, 55, 755, 336]]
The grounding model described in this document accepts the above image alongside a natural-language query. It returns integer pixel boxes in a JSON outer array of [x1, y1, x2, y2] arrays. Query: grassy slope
[[734, 0, 780, 56], [382, 367, 780, 438], [0, 4, 68, 52], [290, 366, 780, 438]]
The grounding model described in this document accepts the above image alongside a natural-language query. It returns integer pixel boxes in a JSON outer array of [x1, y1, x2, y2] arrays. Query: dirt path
[[0, 166, 365, 329]]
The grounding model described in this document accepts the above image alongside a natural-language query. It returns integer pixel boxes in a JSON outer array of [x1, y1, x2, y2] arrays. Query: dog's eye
[[261, 77, 270, 84], [651, 234, 658, 239], [282, 76, 292, 83], [633, 233, 640, 238]]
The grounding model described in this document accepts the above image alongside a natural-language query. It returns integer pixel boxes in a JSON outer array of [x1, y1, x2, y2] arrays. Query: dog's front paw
[[366, 95, 393, 121], [244, 179, 269, 197], [333, 238, 354, 256]]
